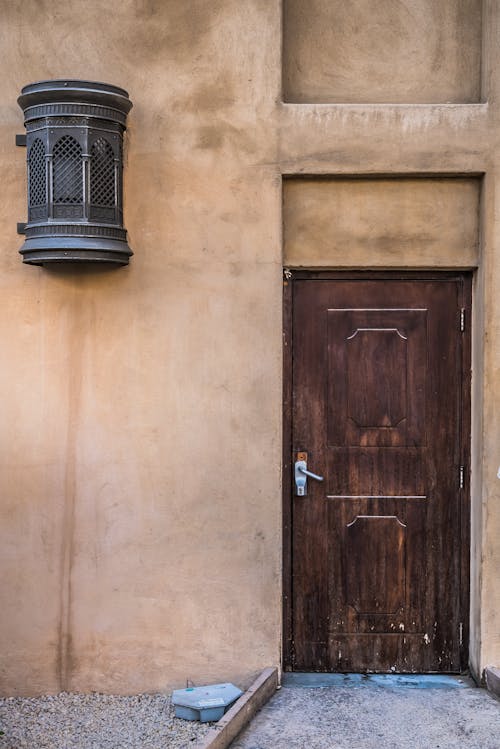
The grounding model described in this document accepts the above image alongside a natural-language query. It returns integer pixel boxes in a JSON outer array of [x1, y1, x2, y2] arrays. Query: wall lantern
[[17, 80, 133, 265]]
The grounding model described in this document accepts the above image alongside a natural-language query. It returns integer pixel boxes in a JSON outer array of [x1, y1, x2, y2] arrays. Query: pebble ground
[[0, 692, 211, 749]]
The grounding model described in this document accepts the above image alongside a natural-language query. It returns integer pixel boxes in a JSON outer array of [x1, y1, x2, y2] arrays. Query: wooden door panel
[[328, 497, 427, 635], [289, 276, 470, 673], [343, 515, 406, 616], [326, 451, 426, 498], [328, 309, 427, 448], [346, 329, 407, 431], [329, 634, 444, 673]]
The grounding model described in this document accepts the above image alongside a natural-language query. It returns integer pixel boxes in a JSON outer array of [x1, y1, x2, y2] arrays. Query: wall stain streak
[[56, 280, 84, 691]]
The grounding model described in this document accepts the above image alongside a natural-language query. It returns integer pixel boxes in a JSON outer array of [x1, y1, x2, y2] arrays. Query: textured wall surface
[[0, 0, 283, 695], [283, 0, 482, 103], [0, 0, 498, 696], [284, 178, 480, 267]]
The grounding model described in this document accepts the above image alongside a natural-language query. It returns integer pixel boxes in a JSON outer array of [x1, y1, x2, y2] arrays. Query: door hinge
[[459, 465, 465, 489], [459, 622, 463, 647], [460, 308, 465, 332]]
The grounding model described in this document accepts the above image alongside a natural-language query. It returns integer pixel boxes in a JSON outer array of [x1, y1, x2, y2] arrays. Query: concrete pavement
[[230, 674, 499, 749]]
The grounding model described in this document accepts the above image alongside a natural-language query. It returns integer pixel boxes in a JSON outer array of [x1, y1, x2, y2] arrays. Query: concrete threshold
[[194, 667, 279, 749], [282, 672, 473, 689], [485, 666, 500, 698]]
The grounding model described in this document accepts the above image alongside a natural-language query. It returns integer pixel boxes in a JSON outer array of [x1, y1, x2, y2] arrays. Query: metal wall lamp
[[17, 80, 133, 265]]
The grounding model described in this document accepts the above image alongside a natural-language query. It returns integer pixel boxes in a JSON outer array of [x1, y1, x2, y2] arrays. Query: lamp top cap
[[18, 79, 132, 115]]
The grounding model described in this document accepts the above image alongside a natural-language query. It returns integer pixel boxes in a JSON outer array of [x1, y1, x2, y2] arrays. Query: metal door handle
[[298, 465, 324, 481], [295, 460, 324, 496]]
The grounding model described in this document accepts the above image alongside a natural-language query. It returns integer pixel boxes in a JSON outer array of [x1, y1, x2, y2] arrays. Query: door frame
[[282, 269, 472, 672]]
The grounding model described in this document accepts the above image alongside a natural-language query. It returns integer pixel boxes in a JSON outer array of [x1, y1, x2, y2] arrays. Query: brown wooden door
[[286, 274, 470, 673]]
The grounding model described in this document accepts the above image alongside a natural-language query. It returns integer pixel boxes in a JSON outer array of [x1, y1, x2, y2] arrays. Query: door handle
[[295, 459, 324, 496], [298, 465, 324, 481]]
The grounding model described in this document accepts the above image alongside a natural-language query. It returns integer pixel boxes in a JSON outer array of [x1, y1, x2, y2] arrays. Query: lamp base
[[19, 235, 133, 266]]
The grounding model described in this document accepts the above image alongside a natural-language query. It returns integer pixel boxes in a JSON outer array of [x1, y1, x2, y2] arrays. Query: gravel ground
[[0, 692, 212, 749]]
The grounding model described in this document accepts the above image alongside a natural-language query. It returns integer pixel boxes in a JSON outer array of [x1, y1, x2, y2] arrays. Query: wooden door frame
[[282, 270, 472, 672]]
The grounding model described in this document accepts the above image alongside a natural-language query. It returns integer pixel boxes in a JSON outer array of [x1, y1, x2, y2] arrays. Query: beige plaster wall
[[0, 0, 282, 695], [283, 0, 482, 103], [283, 178, 480, 268], [0, 0, 498, 696]]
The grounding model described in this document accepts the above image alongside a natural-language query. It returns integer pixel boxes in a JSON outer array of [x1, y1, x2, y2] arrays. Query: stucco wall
[[283, 0, 482, 103], [283, 177, 480, 268], [0, 0, 283, 695], [0, 0, 498, 696]]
